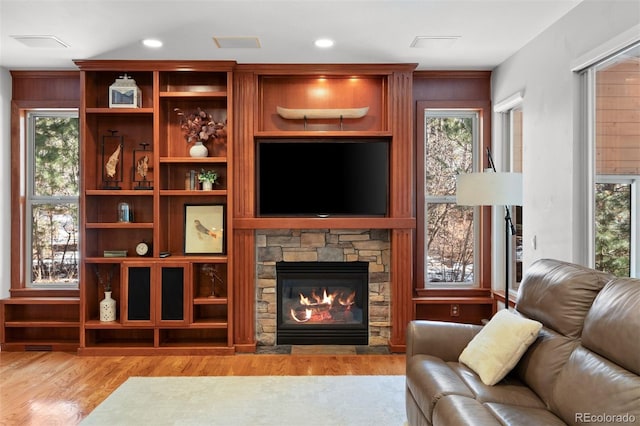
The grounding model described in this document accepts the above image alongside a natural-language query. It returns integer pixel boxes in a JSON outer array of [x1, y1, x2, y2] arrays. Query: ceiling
[[0, 0, 584, 71]]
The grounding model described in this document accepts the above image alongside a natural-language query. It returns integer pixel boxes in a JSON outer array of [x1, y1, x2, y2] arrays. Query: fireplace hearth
[[276, 261, 369, 345]]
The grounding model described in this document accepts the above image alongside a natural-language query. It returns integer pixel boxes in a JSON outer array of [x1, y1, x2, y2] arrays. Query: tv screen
[[258, 139, 389, 217]]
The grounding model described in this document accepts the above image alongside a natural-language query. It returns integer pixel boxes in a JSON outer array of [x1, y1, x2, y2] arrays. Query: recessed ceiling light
[[314, 38, 334, 48], [142, 39, 163, 48]]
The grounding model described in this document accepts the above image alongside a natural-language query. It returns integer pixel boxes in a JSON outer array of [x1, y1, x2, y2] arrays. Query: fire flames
[[289, 288, 356, 323]]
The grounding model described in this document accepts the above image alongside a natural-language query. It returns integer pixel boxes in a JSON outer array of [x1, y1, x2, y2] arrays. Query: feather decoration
[[105, 144, 121, 178], [136, 155, 149, 179]]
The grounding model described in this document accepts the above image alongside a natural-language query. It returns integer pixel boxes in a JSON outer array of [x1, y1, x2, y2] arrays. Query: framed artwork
[[184, 204, 225, 254]]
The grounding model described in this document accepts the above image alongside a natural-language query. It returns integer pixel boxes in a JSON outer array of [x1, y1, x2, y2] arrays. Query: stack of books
[[103, 250, 128, 257]]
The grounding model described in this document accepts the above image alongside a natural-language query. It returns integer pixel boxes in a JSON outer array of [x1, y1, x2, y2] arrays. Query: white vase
[[189, 141, 208, 157], [100, 291, 116, 322], [202, 181, 213, 191]]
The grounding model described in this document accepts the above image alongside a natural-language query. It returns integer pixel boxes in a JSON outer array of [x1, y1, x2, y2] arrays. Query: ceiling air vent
[[11, 35, 69, 48], [213, 36, 261, 48]]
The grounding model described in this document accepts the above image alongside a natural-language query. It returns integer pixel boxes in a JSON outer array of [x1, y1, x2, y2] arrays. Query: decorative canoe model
[[276, 106, 369, 120]]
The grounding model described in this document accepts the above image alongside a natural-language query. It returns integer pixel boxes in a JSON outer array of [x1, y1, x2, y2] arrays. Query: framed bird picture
[[183, 204, 225, 255]]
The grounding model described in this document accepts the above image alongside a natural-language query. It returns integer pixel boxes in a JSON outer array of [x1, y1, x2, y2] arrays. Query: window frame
[[494, 93, 524, 294], [9, 71, 80, 297], [415, 100, 491, 296], [423, 109, 480, 288], [582, 41, 640, 278], [25, 109, 80, 290]]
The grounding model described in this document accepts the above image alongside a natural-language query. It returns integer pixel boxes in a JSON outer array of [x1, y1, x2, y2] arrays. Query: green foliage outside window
[[425, 115, 475, 284], [595, 183, 631, 277], [30, 114, 79, 287]]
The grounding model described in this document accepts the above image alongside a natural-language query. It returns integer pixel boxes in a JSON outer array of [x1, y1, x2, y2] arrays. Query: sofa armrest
[[406, 320, 483, 362]]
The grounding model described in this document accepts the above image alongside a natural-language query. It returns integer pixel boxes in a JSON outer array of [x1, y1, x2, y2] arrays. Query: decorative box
[[109, 74, 142, 108]]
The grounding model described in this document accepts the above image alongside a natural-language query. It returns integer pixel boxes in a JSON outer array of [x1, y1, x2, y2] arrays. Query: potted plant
[[198, 169, 218, 190], [174, 107, 225, 157]]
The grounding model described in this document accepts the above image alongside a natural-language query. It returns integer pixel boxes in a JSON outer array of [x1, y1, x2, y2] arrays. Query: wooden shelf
[[1, 297, 79, 305], [86, 189, 154, 196], [85, 222, 154, 229], [159, 156, 227, 164], [160, 190, 227, 196], [1, 297, 80, 351], [85, 107, 154, 114], [4, 321, 80, 327], [84, 257, 131, 263], [160, 91, 227, 98]]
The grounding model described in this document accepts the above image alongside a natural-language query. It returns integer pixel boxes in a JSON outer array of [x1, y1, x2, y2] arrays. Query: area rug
[[81, 375, 407, 426]]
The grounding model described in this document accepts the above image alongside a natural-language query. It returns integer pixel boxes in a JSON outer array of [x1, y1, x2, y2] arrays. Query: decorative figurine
[[133, 142, 153, 190], [102, 130, 123, 189]]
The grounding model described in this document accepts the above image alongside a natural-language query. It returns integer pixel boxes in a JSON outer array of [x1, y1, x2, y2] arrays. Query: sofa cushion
[[551, 346, 640, 424], [406, 355, 474, 422], [448, 362, 546, 409], [515, 258, 613, 338], [459, 309, 542, 385], [484, 402, 567, 426], [582, 278, 640, 375], [433, 395, 502, 426], [512, 326, 579, 408]]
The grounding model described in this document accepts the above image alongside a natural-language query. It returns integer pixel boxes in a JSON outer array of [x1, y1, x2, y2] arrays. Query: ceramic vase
[[100, 291, 116, 322], [202, 181, 213, 191], [189, 141, 208, 157]]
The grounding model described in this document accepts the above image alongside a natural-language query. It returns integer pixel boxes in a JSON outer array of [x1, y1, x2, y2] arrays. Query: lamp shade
[[456, 172, 523, 206]]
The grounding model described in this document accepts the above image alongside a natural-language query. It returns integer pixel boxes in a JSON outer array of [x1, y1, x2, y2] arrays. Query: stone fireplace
[[256, 229, 391, 347]]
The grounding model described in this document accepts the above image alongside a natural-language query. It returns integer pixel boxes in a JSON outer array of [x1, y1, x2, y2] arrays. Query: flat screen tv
[[257, 139, 389, 217]]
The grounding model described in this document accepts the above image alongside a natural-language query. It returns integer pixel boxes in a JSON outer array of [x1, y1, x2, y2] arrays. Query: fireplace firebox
[[276, 261, 369, 345]]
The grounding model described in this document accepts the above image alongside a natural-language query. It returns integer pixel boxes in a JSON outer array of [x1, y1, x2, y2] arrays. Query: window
[[423, 110, 480, 287], [26, 110, 80, 288], [495, 93, 524, 291], [510, 109, 523, 290], [584, 42, 640, 277]]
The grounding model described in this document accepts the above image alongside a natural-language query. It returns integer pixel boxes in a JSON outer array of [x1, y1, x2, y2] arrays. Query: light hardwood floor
[[0, 351, 406, 425]]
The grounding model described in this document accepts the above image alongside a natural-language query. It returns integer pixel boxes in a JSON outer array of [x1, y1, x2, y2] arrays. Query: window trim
[[423, 109, 480, 289], [25, 109, 79, 290], [415, 100, 492, 296], [495, 94, 524, 297], [11, 98, 80, 297]]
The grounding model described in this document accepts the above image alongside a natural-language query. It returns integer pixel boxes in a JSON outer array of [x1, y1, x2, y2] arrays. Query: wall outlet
[[451, 304, 460, 317]]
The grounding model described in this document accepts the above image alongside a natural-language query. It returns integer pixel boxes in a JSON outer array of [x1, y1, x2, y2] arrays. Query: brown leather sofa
[[405, 258, 640, 425]]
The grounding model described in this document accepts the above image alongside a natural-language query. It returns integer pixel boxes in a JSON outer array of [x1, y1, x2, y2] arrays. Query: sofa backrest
[[550, 278, 640, 424], [515, 258, 613, 338], [512, 259, 614, 409]]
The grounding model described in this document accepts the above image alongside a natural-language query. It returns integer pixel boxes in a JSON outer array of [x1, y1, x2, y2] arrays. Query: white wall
[[0, 68, 11, 298], [492, 0, 640, 272]]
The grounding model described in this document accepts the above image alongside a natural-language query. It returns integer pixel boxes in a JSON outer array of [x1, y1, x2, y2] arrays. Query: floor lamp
[[456, 150, 522, 309]]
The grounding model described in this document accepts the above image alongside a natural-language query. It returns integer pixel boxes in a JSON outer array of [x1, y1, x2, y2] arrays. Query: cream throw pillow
[[459, 309, 542, 386]]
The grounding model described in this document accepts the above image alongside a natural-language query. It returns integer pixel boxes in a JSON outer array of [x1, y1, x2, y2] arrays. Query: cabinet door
[[158, 263, 190, 326], [122, 263, 155, 326]]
